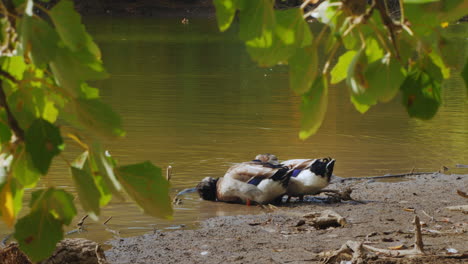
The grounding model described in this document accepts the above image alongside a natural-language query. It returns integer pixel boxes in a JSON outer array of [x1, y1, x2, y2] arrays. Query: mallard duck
[[196, 158, 291, 205], [282, 157, 335, 201]]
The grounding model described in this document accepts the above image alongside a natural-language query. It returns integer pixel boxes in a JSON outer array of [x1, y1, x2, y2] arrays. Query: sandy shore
[[105, 173, 467, 263]]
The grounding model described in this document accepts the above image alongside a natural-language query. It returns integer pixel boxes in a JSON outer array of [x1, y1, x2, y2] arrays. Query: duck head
[[310, 157, 335, 181], [196, 177, 219, 201], [254, 153, 279, 165]]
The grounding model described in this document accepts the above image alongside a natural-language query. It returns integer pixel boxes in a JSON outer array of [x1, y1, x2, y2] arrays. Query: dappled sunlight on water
[[0, 17, 466, 243]]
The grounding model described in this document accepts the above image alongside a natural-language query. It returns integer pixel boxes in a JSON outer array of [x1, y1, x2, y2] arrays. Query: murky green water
[[1, 17, 467, 244]]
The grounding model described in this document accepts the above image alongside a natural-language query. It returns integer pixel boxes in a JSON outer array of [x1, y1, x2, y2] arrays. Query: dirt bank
[[105, 173, 467, 263]]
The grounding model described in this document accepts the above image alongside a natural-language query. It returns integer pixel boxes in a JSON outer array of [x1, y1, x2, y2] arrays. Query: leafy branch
[[213, 0, 468, 139], [0, 0, 173, 261]]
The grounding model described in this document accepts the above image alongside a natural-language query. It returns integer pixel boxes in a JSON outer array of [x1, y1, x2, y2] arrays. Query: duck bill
[[326, 159, 335, 179]]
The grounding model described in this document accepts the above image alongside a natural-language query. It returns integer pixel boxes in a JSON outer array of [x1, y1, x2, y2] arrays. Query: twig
[[77, 215, 88, 229], [0, 69, 18, 84], [455, 164, 468, 168], [421, 210, 435, 222], [103, 216, 112, 225]]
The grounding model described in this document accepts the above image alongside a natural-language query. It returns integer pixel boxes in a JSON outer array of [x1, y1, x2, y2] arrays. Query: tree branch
[[0, 73, 24, 142], [375, 0, 400, 59]]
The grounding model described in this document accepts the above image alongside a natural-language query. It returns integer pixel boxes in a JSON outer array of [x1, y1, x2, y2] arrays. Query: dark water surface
[[1, 17, 467, 243]]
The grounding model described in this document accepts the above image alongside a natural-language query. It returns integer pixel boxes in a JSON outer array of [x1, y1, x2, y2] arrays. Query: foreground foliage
[[214, 0, 468, 139], [0, 0, 172, 261]]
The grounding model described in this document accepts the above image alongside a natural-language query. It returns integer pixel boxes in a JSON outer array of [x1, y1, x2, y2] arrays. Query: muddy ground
[[105, 173, 467, 264]]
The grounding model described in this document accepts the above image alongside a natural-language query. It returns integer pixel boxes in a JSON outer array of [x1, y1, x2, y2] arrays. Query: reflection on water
[[0, 17, 467, 243]]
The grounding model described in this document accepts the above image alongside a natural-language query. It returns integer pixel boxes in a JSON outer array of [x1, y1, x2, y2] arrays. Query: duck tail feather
[[270, 167, 291, 187]]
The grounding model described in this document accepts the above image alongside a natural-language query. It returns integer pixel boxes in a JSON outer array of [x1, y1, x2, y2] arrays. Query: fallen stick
[[445, 205, 468, 213], [166, 165, 173, 181], [457, 190, 468, 198], [334, 171, 437, 182], [363, 216, 424, 257], [319, 216, 425, 263], [77, 215, 88, 229], [66, 215, 89, 236]]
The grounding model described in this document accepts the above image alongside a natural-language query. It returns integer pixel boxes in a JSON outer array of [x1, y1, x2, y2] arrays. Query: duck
[[196, 157, 291, 205], [281, 157, 336, 201]]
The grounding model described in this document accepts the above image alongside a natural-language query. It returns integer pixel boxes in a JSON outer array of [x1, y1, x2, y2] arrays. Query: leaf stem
[[322, 41, 340, 76], [368, 18, 393, 57], [60, 153, 72, 167]]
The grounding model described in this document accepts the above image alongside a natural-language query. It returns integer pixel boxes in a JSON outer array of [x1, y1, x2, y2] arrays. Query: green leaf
[[404, 4, 438, 36], [239, 0, 275, 41], [72, 98, 125, 138], [80, 83, 100, 99], [73, 150, 113, 207], [213, 0, 239, 32], [299, 76, 328, 140], [1, 56, 26, 81], [429, 50, 450, 79], [50, 47, 108, 97], [20, 16, 59, 67], [14, 210, 63, 262], [70, 166, 101, 219], [30, 188, 77, 225], [275, 8, 312, 48], [25, 119, 64, 175], [364, 56, 406, 103], [115, 161, 173, 219], [289, 46, 318, 95], [245, 8, 313, 67], [50, 0, 101, 58], [8, 74, 59, 126], [90, 143, 122, 195], [10, 179, 24, 217], [365, 37, 384, 64], [246, 32, 284, 66], [346, 49, 371, 113], [401, 70, 441, 120], [462, 59, 468, 95], [12, 145, 40, 188], [331, 50, 357, 84]]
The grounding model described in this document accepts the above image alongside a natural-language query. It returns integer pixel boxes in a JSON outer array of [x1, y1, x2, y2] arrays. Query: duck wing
[[281, 159, 316, 170], [224, 162, 289, 185]]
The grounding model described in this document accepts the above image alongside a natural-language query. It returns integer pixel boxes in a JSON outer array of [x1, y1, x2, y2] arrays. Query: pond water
[[1, 17, 467, 244]]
